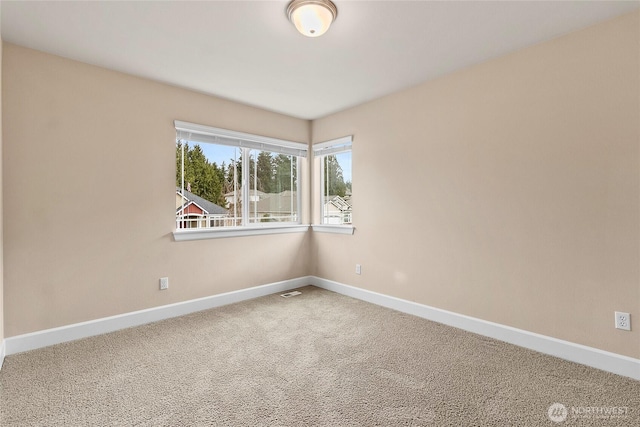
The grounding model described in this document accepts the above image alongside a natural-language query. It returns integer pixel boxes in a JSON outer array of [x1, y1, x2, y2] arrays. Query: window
[[314, 136, 353, 229], [175, 121, 307, 238]]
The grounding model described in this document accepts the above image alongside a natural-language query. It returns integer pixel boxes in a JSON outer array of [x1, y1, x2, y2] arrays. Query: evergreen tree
[[176, 141, 184, 187], [228, 154, 243, 188], [177, 144, 303, 212], [256, 151, 274, 193], [274, 154, 296, 193], [218, 161, 227, 189], [176, 142, 225, 207], [324, 155, 347, 197]]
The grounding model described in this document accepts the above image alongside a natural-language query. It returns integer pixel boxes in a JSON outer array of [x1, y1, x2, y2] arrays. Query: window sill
[[311, 225, 355, 235], [173, 224, 310, 241]]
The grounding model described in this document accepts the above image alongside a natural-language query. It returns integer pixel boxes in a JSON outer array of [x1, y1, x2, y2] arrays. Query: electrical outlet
[[615, 312, 631, 331], [160, 277, 169, 290], [355, 264, 362, 275]]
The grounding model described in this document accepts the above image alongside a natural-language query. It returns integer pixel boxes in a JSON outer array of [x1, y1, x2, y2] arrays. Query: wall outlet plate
[[615, 312, 631, 331], [355, 264, 362, 275], [160, 277, 169, 290]]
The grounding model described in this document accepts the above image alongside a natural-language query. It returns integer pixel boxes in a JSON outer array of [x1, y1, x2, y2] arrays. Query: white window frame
[[313, 136, 355, 235], [173, 120, 308, 241]]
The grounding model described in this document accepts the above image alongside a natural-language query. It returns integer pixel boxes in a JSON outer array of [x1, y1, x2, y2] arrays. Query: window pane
[[175, 123, 304, 231], [248, 150, 298, 223], [322, 151, 352, 225], [176, 141, 243, 229]]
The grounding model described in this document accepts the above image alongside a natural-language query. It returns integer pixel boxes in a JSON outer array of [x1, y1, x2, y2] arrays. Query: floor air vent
[[280, 291, 302, 298]]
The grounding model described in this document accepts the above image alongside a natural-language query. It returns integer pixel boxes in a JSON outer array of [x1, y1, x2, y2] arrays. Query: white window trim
[[313, 135, 352, 155], [174, 224, 310, 241], [175, 121, 306, 238], [315, 135, 353, 232], [175, 121, 308, 157], [311, 224, 355, 235]]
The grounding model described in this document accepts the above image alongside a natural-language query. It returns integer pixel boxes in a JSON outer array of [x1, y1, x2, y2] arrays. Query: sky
[[186, 142, 352, 183]]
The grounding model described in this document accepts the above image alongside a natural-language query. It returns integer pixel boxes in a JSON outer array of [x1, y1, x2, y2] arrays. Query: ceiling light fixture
[[287, 0, 338, 38]]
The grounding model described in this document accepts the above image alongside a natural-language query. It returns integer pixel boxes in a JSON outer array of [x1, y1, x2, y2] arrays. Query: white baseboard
[[310, 276, 640, 381], [0, 339, 5, 370], [4, 275, 639, 381], [4, 276, 312, 356]]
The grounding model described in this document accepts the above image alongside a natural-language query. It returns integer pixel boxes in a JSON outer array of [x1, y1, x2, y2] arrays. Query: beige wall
[[2, 44, 311, 337], [2, 12, 639, 360], [312, 12, 640, 358], [0, 8, 4, 351]]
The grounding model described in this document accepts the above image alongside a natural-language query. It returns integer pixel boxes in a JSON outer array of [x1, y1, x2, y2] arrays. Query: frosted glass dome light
[[287, 0, 338, 38]]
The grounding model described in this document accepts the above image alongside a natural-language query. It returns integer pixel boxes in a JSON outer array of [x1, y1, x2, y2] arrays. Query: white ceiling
[[2, 1, 638, 120]]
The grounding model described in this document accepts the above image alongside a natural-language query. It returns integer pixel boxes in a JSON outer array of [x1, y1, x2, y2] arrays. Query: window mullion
[[320, 156, 325, 224], [253, 151, 258, 222], [242, 147, 250, 226]]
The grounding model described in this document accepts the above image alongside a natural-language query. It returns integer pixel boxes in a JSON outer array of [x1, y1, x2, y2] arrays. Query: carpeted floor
[[1, 285, 638, 426]]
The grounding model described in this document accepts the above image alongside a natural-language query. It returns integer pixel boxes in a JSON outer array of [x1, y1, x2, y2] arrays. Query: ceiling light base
[[287, 0, 338, 38]]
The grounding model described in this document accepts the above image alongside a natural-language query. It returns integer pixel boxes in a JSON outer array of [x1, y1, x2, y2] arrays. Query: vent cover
[[280, 291, 302, 298]]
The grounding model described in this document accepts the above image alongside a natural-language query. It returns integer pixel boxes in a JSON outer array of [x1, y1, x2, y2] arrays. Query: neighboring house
[[323, 195, 352, 225], [176, 187, 228, 229], [224, 189, 266, 207], [253, 190, 298, 222]]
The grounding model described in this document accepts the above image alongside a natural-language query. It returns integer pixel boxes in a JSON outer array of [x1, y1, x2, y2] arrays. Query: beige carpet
[[1, 285, 638, 426]]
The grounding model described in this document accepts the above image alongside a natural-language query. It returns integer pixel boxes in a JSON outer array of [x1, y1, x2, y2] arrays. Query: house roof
[[224, 189, 267, 199], [255, 191, 298, 214], [324, 195, 352, 212], [177, 188, 227, 216]]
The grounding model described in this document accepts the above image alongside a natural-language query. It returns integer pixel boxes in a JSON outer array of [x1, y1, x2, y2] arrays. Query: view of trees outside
[[176, 141, 301, 226], [254, 151, 297, 194], [322, 151, 353, 225], [176, 141, 353, 228], [246, 150, 298, 223], [324, 152, 352, 197], [175, 141, 231, 207]]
